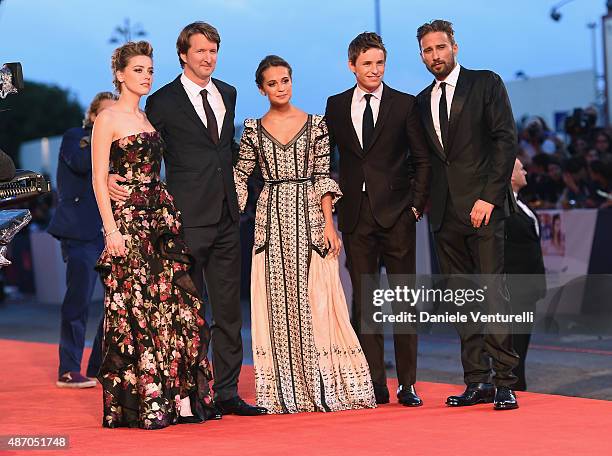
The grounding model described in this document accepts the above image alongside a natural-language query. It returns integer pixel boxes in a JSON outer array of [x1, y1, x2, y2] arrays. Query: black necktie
[[439, 82, 449, 149], [200, 89, 219, 144], [362, 94, 374, 150]]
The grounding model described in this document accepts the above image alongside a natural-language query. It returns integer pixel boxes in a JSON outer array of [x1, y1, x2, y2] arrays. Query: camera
[[1, 62, 23, 182], [1, 61, 46, 268]]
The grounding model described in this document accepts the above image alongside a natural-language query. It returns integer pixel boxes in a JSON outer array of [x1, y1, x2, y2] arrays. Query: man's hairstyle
[[416, 20, 456, 49], [348, 32, 387, 65], [176, 22, 221, 68]]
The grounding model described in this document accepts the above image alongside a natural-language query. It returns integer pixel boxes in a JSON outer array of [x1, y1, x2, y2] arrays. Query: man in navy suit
[[47, 92, 116, 388]]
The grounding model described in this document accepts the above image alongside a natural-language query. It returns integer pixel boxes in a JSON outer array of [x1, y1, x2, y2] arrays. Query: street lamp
[[515, 71, 529, 80], [550, 0, 578, 21], [550, 1, 604, 122], [374, 0, 381, 35], [109, 18, 147, 44]]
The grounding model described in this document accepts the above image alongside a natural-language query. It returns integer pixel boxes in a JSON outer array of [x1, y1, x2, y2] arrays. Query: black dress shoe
[[446, 383, 495, 407], [397, 384, 423, 407], [216, 397, 268, 416], [202, 404, 223, 420], [493, 386, 519, 410], [373, 384, 390, 405], [177, 414, 204, 424]]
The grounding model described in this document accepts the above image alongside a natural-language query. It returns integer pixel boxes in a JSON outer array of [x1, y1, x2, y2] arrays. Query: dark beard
[[428, 60, 455, 80]]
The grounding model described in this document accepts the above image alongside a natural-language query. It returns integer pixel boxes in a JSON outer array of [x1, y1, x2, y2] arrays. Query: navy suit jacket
[[47, 127, 102, 241]]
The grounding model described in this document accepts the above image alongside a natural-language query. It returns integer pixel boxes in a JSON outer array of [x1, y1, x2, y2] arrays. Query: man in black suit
[[325, 32, 431, 407], [415, 20, 520, 410], [506, 158, 546, 391], [109, 22, 265, 417]]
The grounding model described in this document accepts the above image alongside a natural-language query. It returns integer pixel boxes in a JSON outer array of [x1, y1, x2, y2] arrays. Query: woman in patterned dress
[[92, 41, 213, 429], [234, 55, 376, 414]]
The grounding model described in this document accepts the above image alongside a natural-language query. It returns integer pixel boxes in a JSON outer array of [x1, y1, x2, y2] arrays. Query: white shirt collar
[[515, 191, 533, 213], [354, 82, 384, 101], [180, 72, 216, 99], [435, 64, 461, 90]]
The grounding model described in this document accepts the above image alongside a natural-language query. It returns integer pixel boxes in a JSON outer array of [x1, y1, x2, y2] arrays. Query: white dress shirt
[[351, 83, 383, 148], [351, 83, 383, 191], [514, 192, 540, 237], [430, 63, 461, 148], [180, 73, 225, 137]]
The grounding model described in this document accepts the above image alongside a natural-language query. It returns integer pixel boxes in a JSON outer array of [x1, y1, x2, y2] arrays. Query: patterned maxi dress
[[96, 131, 212, 429], [234, 115, 376, 414]]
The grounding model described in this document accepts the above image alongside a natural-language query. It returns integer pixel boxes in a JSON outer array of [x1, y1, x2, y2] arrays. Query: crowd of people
[[516, 113, 612, 210]]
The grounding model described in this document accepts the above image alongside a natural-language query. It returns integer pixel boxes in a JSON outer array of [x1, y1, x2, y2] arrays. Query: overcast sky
[[1, 0, 608, 121]]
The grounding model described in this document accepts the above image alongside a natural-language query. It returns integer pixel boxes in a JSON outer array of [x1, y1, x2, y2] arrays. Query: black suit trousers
[[343, 194, 418, 388], [182, 201, 242, 402], [433, 197, 519, 387]]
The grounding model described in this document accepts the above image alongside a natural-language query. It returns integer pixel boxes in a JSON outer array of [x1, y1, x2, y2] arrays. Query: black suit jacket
[[505, 199, 547, 301], [47, 127, 102, 241], [325, 83, 431, 233], [145, 76, 239, 227], [416, 67, 517, 232]]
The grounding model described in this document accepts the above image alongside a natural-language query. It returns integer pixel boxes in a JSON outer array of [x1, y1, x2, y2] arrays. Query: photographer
[[592, 131, 612, 164], [565, 107, 597, 157], [519, 116, 558, 161], [47, 92, 116, 388], [560, 156, 595, 209], [588, 160, 612, 209]]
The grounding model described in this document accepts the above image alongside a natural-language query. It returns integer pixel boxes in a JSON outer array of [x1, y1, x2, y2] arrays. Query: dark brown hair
[[83, 91, 117, 127], [416, 20, 456, 49], [111, 41, 153, 92], [176, 22, 220, 68], [255, 55, 292, 88], [348, 32, 386, 65]]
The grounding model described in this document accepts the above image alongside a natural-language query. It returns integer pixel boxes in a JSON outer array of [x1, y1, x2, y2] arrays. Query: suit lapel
[[170, 76, 213, 142], [421, 82, 446, 162], [214, 78, 233, 143], [516, 196, 540, 239], [508, 187, 519, 214], [364, 83, 393, 155], [342, 87, 363, 156], [446, 67, 473, 158]]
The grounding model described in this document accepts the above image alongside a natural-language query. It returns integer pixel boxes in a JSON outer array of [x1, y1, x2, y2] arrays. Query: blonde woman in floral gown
[[234, 55, 376, 414], [92, 41, 214, 429]]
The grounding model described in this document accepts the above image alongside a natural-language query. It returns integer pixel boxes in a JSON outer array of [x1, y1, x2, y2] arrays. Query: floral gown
[[96, 131, 212, 430], [234, 115, 376, 414]]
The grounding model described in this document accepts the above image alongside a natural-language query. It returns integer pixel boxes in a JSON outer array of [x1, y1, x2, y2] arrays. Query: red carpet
[[1, 339, 611, 455]]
